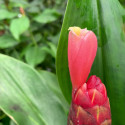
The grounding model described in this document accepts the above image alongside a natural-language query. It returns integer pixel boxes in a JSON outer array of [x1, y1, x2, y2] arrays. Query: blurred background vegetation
[[0, 0, 67, 124]]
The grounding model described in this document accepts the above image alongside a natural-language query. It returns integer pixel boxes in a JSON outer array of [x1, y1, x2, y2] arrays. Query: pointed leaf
[[0, 54, 67, 125], [10, 16, 30, 40], [56, 0, 125, 124], [0, 9, 17, 20], [0, 34, 18, 49]]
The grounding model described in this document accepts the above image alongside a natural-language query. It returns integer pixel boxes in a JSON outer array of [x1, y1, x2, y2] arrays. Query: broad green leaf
[[0, 9, 17, 20], [34, 9, 60, 24], [25, 46, 46, 67], [39, 70, 69, 113], [56, 0, 125, 124], [0, 54, 67, 125], [10, 16, 30, 40], [0, 34, 18, 49]]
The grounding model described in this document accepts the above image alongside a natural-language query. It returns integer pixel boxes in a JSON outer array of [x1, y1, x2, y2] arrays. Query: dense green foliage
[[0, 0, 125, 125], [0, 0, 66, 71]]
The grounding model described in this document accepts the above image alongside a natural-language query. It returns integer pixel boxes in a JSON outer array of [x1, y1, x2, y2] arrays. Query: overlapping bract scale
[[68, 75, 111, 125]]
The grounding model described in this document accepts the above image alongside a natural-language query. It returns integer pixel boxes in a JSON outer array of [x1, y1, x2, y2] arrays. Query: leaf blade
[[10, 16, 30, 40], [56, 0, 125, 124], [0, 54, 67, 125], [0, 34, 18, 49], [0, 9, 17, 20]]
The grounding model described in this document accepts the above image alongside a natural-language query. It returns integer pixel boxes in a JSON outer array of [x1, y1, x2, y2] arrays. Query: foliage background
[[0, 0, 125, 125], [0, 0, 67, 124]]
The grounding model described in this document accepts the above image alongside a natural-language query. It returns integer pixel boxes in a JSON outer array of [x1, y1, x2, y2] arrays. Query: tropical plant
[[67, 27, 111, 125], [0, 0, 68, 124], [56, 0, 125, 124], [0, 0, 124, 125]]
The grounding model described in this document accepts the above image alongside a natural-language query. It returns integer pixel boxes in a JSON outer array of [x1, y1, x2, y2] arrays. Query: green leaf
[[39, 70, 69, 113], [10, 16, 30, 40], [27, 0, 41, 13], [0, 54, 67, 125], [34, 9, 60, 24], [56, 0, 125, 124], [9, 0, 29, 8], [0, 34, 18, 49], [0, 9, 17, 20], [25, 46, 46, 67]]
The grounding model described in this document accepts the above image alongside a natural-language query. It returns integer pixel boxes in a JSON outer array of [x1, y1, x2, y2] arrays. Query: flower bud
[[68, 27, 97, 89]]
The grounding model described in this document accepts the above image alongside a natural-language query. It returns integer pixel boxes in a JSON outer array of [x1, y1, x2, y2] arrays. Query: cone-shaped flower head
[[68, 27, 97, 90], [68, 75, 111, 125], [68, 27, 111, 125]]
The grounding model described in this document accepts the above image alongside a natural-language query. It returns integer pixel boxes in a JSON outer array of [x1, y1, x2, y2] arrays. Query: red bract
[[67, 27, 111, 125]]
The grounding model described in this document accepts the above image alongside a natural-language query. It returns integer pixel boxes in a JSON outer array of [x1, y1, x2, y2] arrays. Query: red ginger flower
[[67, 27, 111, 125]]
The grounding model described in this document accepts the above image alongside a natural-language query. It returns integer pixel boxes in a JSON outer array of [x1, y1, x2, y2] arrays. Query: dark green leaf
[[9, 0, 29, 8], [0, 34, 18, 49], [27, 0, 41, 13], [10, 16, 30, 40], [119, 0, 125, 7], [0, 54, 67, 125], [0, 9, 17, 20], [56, 0, 125, 124]]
